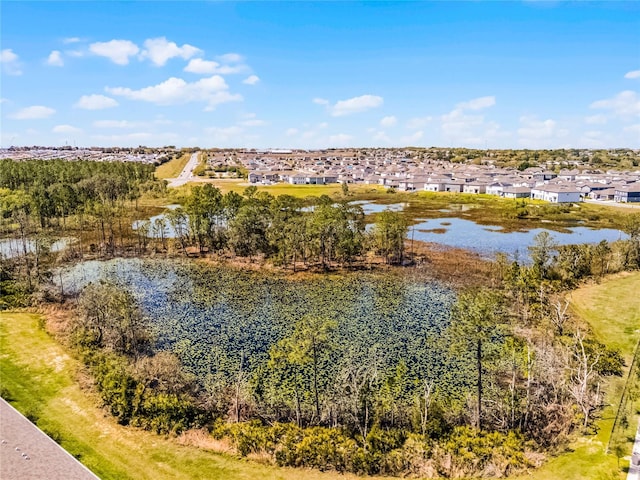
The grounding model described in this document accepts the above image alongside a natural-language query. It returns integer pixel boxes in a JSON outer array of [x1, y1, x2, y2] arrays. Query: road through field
[[168, 152, 200, 187]]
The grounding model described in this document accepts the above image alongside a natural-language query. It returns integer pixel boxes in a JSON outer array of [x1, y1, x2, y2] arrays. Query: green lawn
[[155, 153, 191, 179], [0, 312, 379, 480]]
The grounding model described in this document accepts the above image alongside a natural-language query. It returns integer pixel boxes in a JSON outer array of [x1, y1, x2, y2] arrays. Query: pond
[[0, 237, 72, 259], [56, 259, 464, 393], [132, 201, 407, 238], [410, 217, 628, 259]]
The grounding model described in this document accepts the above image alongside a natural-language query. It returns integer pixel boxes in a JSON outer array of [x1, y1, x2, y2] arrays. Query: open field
[[174, 178, 385, 198], [0, 311, 379, 480], [155, 154, 191, 180]]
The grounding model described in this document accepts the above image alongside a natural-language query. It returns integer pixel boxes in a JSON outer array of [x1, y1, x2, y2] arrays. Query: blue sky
[[1, 1, 639, 149]]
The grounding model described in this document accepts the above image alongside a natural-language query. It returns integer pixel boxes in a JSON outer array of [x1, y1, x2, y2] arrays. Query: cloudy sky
[[1, 1, 639, 149]]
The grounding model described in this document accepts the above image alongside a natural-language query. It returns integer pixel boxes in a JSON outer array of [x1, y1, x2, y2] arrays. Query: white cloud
[[63, 37, 81, 44], [590, 90, 640, 118], [331, 94, 383, 117], [141, 37, 201, 66], [517, 116, 569, 148], [184, 59, 221, 74], [285, 128, 299, 136], [75, 94, 119, 110], [91, 132, 156, 144], [372, 130, 391, 143], [106, 75, 242, 109], [455, 96, 496, 111], [380, 115, 397, 127], [406, 116, 432, 129], [328, 133, 353, 146], [9, 105, 55, 120], [313, 97, 329, 105], [1, 49, 22, 75], [52, 124, 82, 134], [183, 58, 247, 75], [46, 50, 64, 67], [242, 75, 260, 85], [439, 96, 503, 146], [93, 120, 141, 128], [624, 70, 640, 80], [89, 39, 140, 65], [205, 125, 244, 142], [240, 119, 267, 127], [0, 98, 8, 104], [517, 117, 557, 139], [218, 53, 243, 63], [400, 130, 424, 144], [623, 124, 640, 135], [584, 114, 607, 125]]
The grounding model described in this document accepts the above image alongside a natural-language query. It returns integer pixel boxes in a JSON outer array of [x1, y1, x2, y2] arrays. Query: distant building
[[614, 184, 640, 203], [530, 185, 582, 203]]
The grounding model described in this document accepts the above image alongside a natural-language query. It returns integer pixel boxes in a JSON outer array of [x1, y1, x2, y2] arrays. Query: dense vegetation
[[53, 238, 634, 476], [2, 157, 640, 477]]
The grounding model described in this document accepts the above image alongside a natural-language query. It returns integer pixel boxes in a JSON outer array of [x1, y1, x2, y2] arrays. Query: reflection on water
[[0, 237, 72, 259], [411, 217, 627, 259]]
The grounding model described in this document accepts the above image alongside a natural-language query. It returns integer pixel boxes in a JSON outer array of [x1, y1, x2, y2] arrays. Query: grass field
[[0, 312, 380, 480], [175, 179, 385, 198], [155, 153, 191, 179]]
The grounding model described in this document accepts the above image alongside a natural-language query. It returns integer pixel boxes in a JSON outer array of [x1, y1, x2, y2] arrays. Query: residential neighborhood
[[214, 148, 640, 204]]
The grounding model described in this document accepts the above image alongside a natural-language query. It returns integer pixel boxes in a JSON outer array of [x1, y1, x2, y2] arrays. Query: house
[[486, 182, 513, 196], [288, 173, 307, 185], [463, 182, 487, 194], [443, 179, 465, 193], [530, 185, 582, 203], [589, 188, 616, 201], [614, 183, 640, 203], [424, 177, 448, 192], [502, 186, 531, 199], [248, 171, 279, 184]]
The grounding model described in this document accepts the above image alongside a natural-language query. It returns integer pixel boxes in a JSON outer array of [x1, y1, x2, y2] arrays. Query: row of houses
[[248, 167, 640, 203]]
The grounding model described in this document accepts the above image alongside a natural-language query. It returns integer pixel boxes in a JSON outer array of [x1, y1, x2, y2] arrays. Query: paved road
[[167, 151, 200, 188], [584, 199, 640, 209], [629, 419, 640, 480], [0, 398, 99, 480]]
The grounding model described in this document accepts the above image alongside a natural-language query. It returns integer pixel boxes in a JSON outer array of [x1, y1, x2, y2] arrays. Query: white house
[[530, 185, 582, 203]]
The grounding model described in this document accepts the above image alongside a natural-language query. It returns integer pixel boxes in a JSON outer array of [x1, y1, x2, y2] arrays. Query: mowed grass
[[155, 153, 191, 179], [0, 311, 379, 480], [175, 179, 385, 198], [516, 272, 640, 480]]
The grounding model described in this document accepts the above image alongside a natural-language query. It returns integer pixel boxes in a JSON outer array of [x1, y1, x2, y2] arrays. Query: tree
[[528, 231, 557, 279], [449, 289, 505, 430], [370, 210, 408, 265], [76, 282, 150, 357], [266, 316, 336, 425]]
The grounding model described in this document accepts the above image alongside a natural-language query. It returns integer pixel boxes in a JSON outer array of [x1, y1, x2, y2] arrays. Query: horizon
[[1, 1, 639, 150]]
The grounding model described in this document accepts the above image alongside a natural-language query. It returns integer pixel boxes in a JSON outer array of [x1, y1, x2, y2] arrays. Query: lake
[[410, 217, 627, 258], [131, 201, 628, 259], [55, 259, 463, 393]]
